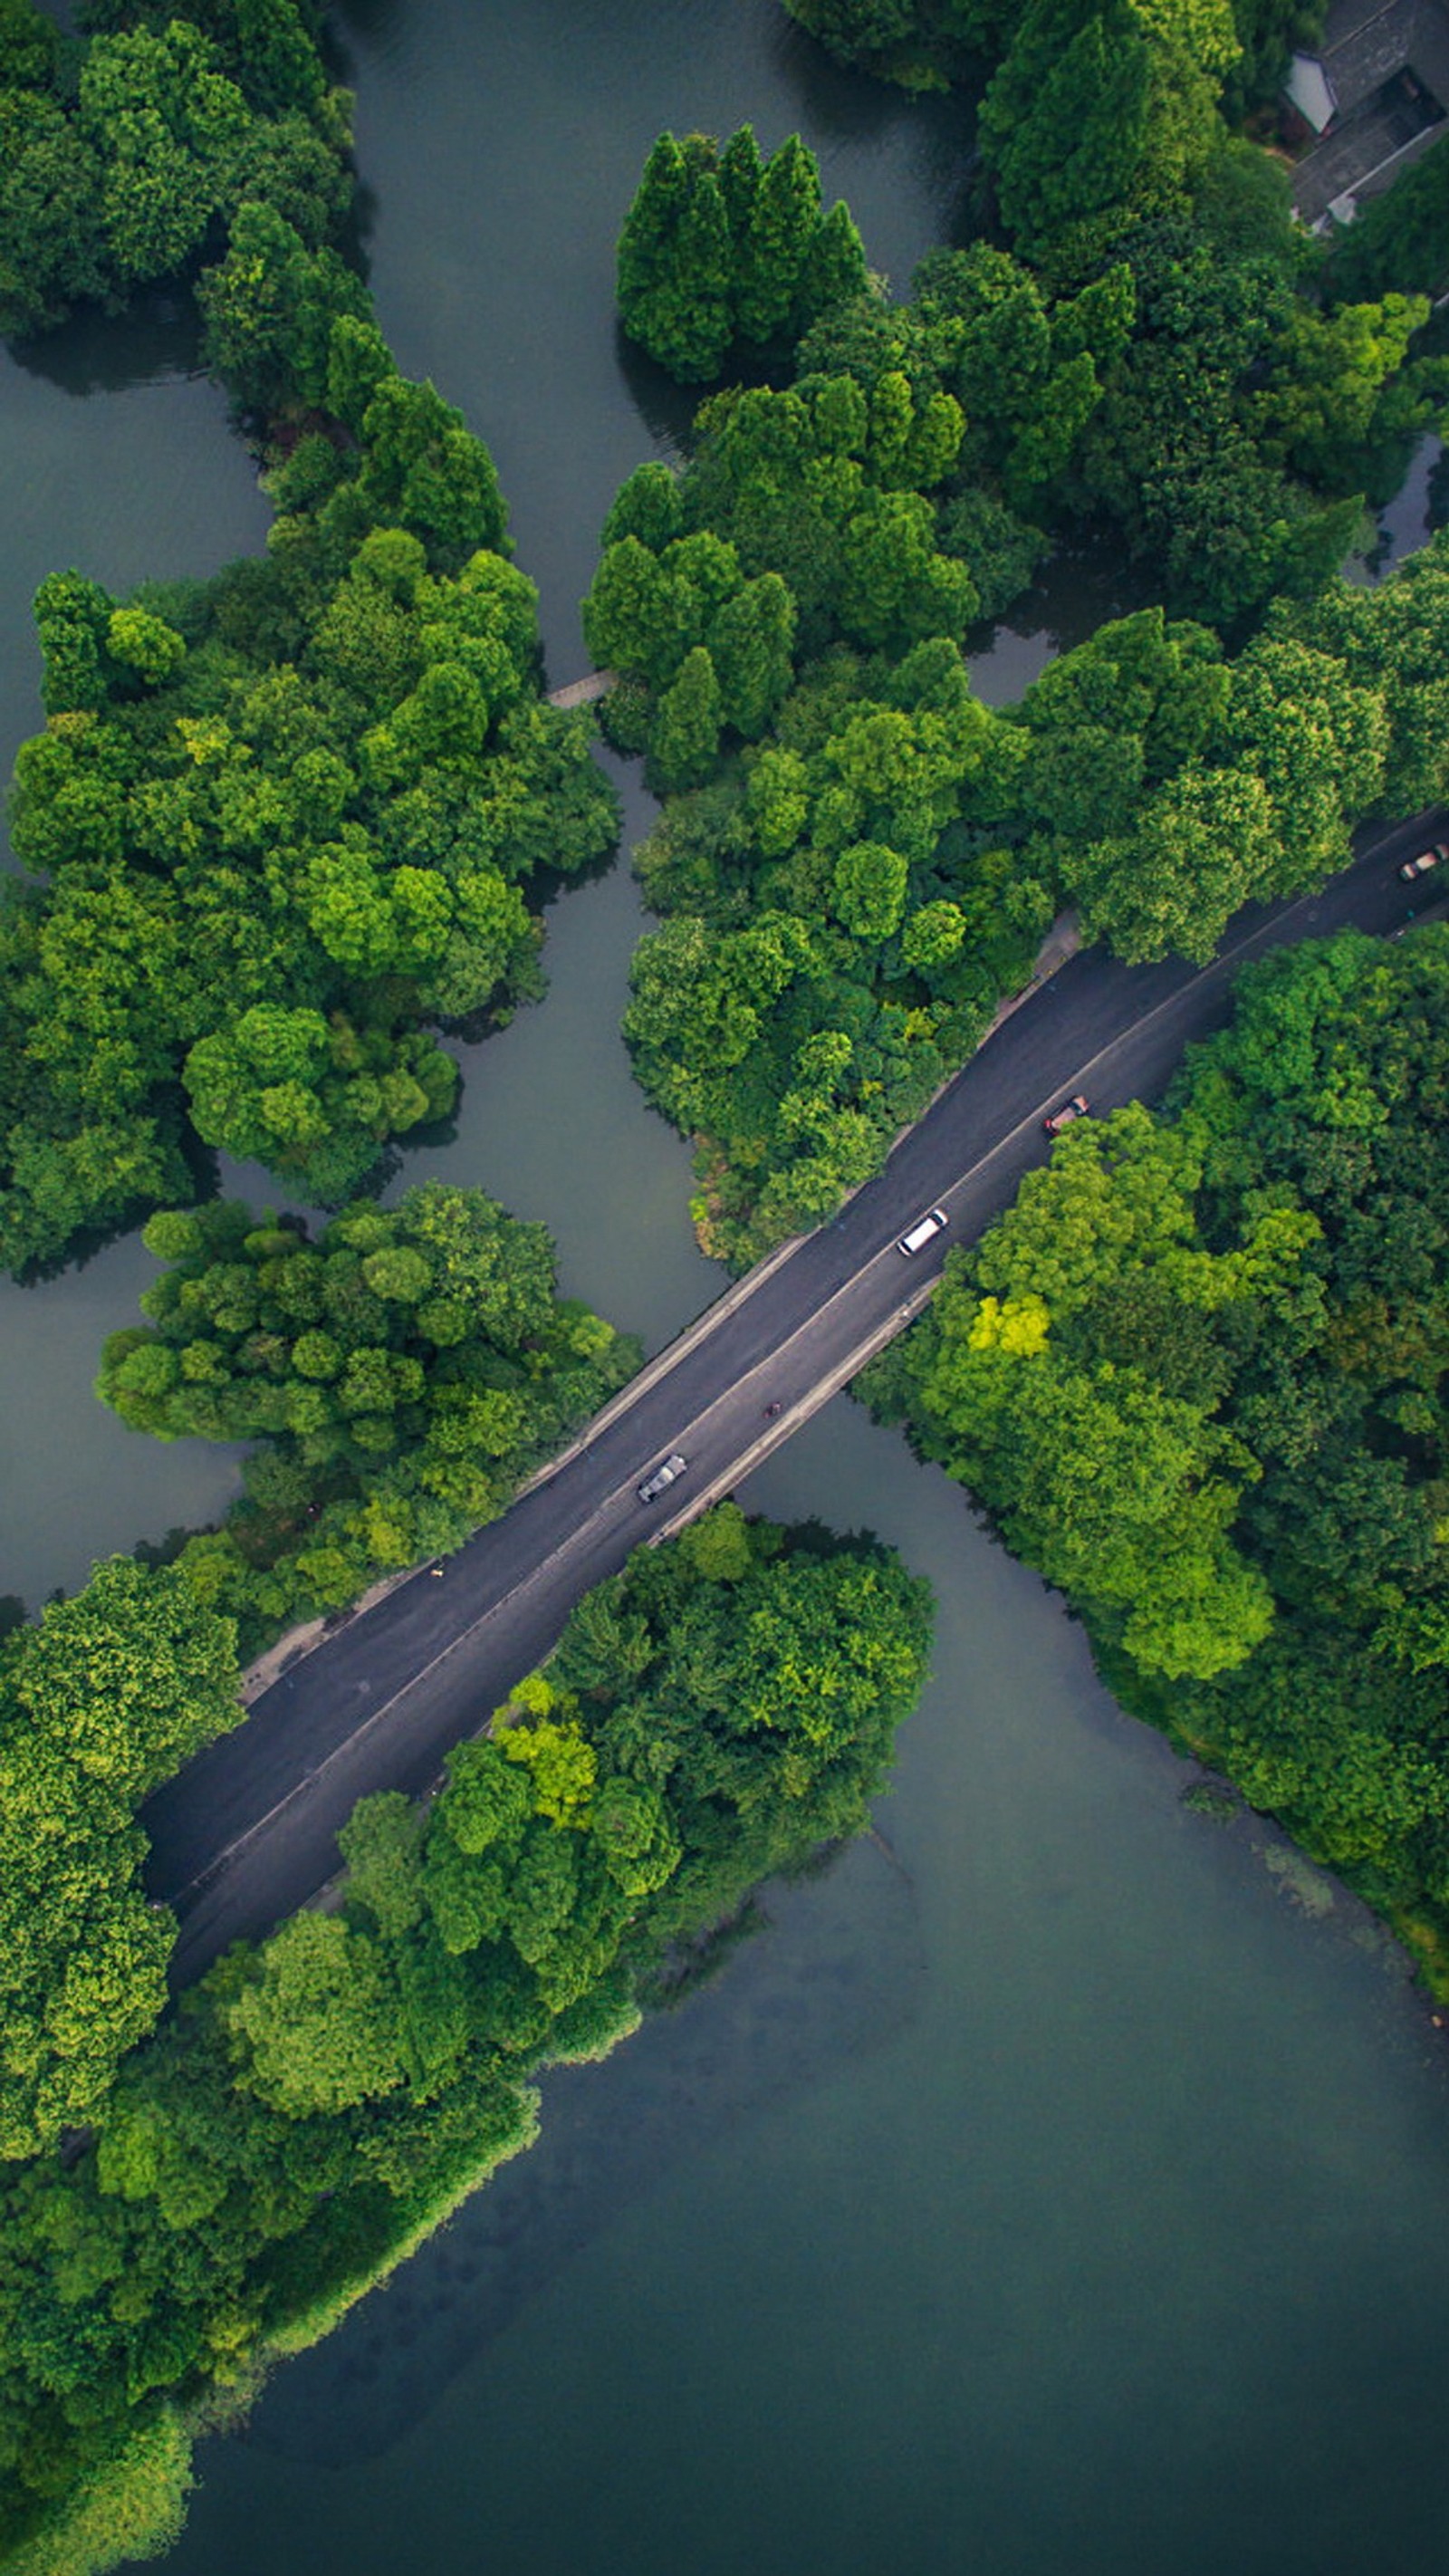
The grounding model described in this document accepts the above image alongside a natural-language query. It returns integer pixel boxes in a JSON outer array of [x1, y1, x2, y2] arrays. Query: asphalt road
[[144, 806, 1448, 1984]]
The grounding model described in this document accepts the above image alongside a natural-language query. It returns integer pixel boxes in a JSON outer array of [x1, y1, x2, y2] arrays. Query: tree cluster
[[604, 504, 1449, 1262], [617, 125, 868, 383], [589, 110, 1447, 1280], [0, 354, 618, 1274], [0, 1512, 931, 2572], [0, 0, 350, 341], [97, 1184, 641, 1652], [865, 927, 1449, 1960], [769, 2, 1445, 627], [0, 1558, 241, 2160], [782, 0, 1319, 116], [0, 0, 620, 1279]]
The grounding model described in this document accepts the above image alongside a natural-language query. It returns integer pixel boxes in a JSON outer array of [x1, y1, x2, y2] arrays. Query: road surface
[[143, 806, 1447, 1983]]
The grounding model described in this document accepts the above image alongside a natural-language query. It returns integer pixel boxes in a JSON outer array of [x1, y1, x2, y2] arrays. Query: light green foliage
[[884, 1103, 1282, 1678], [1, 450, 616, 1269], [227, 1914, 409, 2114], [1017, 568, 1440, 963], [2, 2412, 195, 2576], [869, 928, 1449, 1946], [95, 1186, 640, 1652], [1252, 293, 1437, 494], [0, 0, 620, 1278], [197, 197, 370, 416], [0, 1518, 931, 2561], [617, 126, 867, 383]]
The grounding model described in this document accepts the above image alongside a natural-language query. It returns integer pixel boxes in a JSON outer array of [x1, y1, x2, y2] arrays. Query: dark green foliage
[[780, 0, 1015, 82], [936, 490, 1048, 622], [0, 0, 346, 341], [95, 1186, 641, 1652], [196, 199, 370, 416], [778, 0, 1438, 630], [590, 72, 1447, 1260], [617, 127, 868, 384], [978, 0, 1157, 258], [1326, 137, 1449, 304], [868, 927, 1449, 1957], [0, 1516, 931, 2565], [0, 1561, 242, 2158], [1221, 0, 1323, 111]]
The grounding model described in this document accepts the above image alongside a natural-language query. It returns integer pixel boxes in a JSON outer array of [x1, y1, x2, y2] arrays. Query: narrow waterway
[[5, 7, 1449, 2569], [0, 304, 272, 1608]]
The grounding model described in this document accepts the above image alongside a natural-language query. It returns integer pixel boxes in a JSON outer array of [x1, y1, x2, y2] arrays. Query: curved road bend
[[145, 806, 1447, 1985]]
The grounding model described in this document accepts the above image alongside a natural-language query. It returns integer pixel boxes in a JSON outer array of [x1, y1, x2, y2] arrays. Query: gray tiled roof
[[1291, 0, 1449, 218], [1317, 0, 1449, 114]]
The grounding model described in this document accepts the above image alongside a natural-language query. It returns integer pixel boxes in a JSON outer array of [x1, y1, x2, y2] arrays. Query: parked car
[[638, 1452, 687, 1504], [1043, 1094, 1089, 1136], [896, 1206, 949, 1255], [1399, 842, 1448, 881]]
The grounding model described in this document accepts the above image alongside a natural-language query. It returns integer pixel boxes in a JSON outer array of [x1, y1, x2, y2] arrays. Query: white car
[[638, 1453, 687, 1504], [896, 1206, 948, 1255], [1399, 842, 1447, 882]]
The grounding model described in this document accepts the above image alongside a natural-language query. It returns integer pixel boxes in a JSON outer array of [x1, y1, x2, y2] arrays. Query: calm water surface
[[0, 304, 272, 1604], [172, 1402, 1449, 2576], [4, 9, 1449, 2567]]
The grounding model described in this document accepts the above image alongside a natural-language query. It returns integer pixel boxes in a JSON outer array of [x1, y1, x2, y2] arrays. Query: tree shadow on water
[[760, 5, 981, 255], [613, 321, 701, 457], [6, 287, 206, 399]]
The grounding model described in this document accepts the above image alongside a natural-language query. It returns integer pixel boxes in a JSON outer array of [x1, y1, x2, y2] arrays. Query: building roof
[[1286, 50, 1339, 128]]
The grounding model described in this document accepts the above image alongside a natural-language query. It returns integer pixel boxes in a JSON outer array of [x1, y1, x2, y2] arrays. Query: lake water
[[5, 5, 1449, 2569], [173, 1399, 1449, 2576]]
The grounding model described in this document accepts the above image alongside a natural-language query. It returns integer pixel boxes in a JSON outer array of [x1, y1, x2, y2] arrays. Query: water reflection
[[966, 533, 1141, 706], [231, 1827, 925, 2468], [6, 285, 206, 396], [166, 1399, 1449, 2576], [1372, 429, 1445, 572], [611, 322, 698, 460]]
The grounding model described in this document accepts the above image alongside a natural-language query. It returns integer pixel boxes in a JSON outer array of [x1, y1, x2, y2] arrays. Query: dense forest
[[5, 1171, 641, 2184], [865, 927, 1449, 1969], [0, 1511, 932, 2573], [0, 15, 941, 2576], [96, 1184, 639, 1649], [2, 0, 1449, 2565], [0, 0, 618, 1276], [591, 24, 1449, 1261]]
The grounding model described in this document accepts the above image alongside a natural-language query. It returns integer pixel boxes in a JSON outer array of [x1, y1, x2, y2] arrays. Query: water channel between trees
[[5, 0, 1449, 2565]]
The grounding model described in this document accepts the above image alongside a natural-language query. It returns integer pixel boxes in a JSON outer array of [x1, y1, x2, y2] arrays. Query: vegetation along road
[[145, 803, 1447, 1982]]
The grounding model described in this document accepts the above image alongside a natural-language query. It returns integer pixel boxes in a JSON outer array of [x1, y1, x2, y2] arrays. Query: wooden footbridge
[[546, 668, 615, 709]]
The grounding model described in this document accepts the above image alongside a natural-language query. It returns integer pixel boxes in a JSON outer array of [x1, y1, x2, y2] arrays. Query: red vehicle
[[1399, 842, 1448, 882], [1043, 1093, 1089, 1137]]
